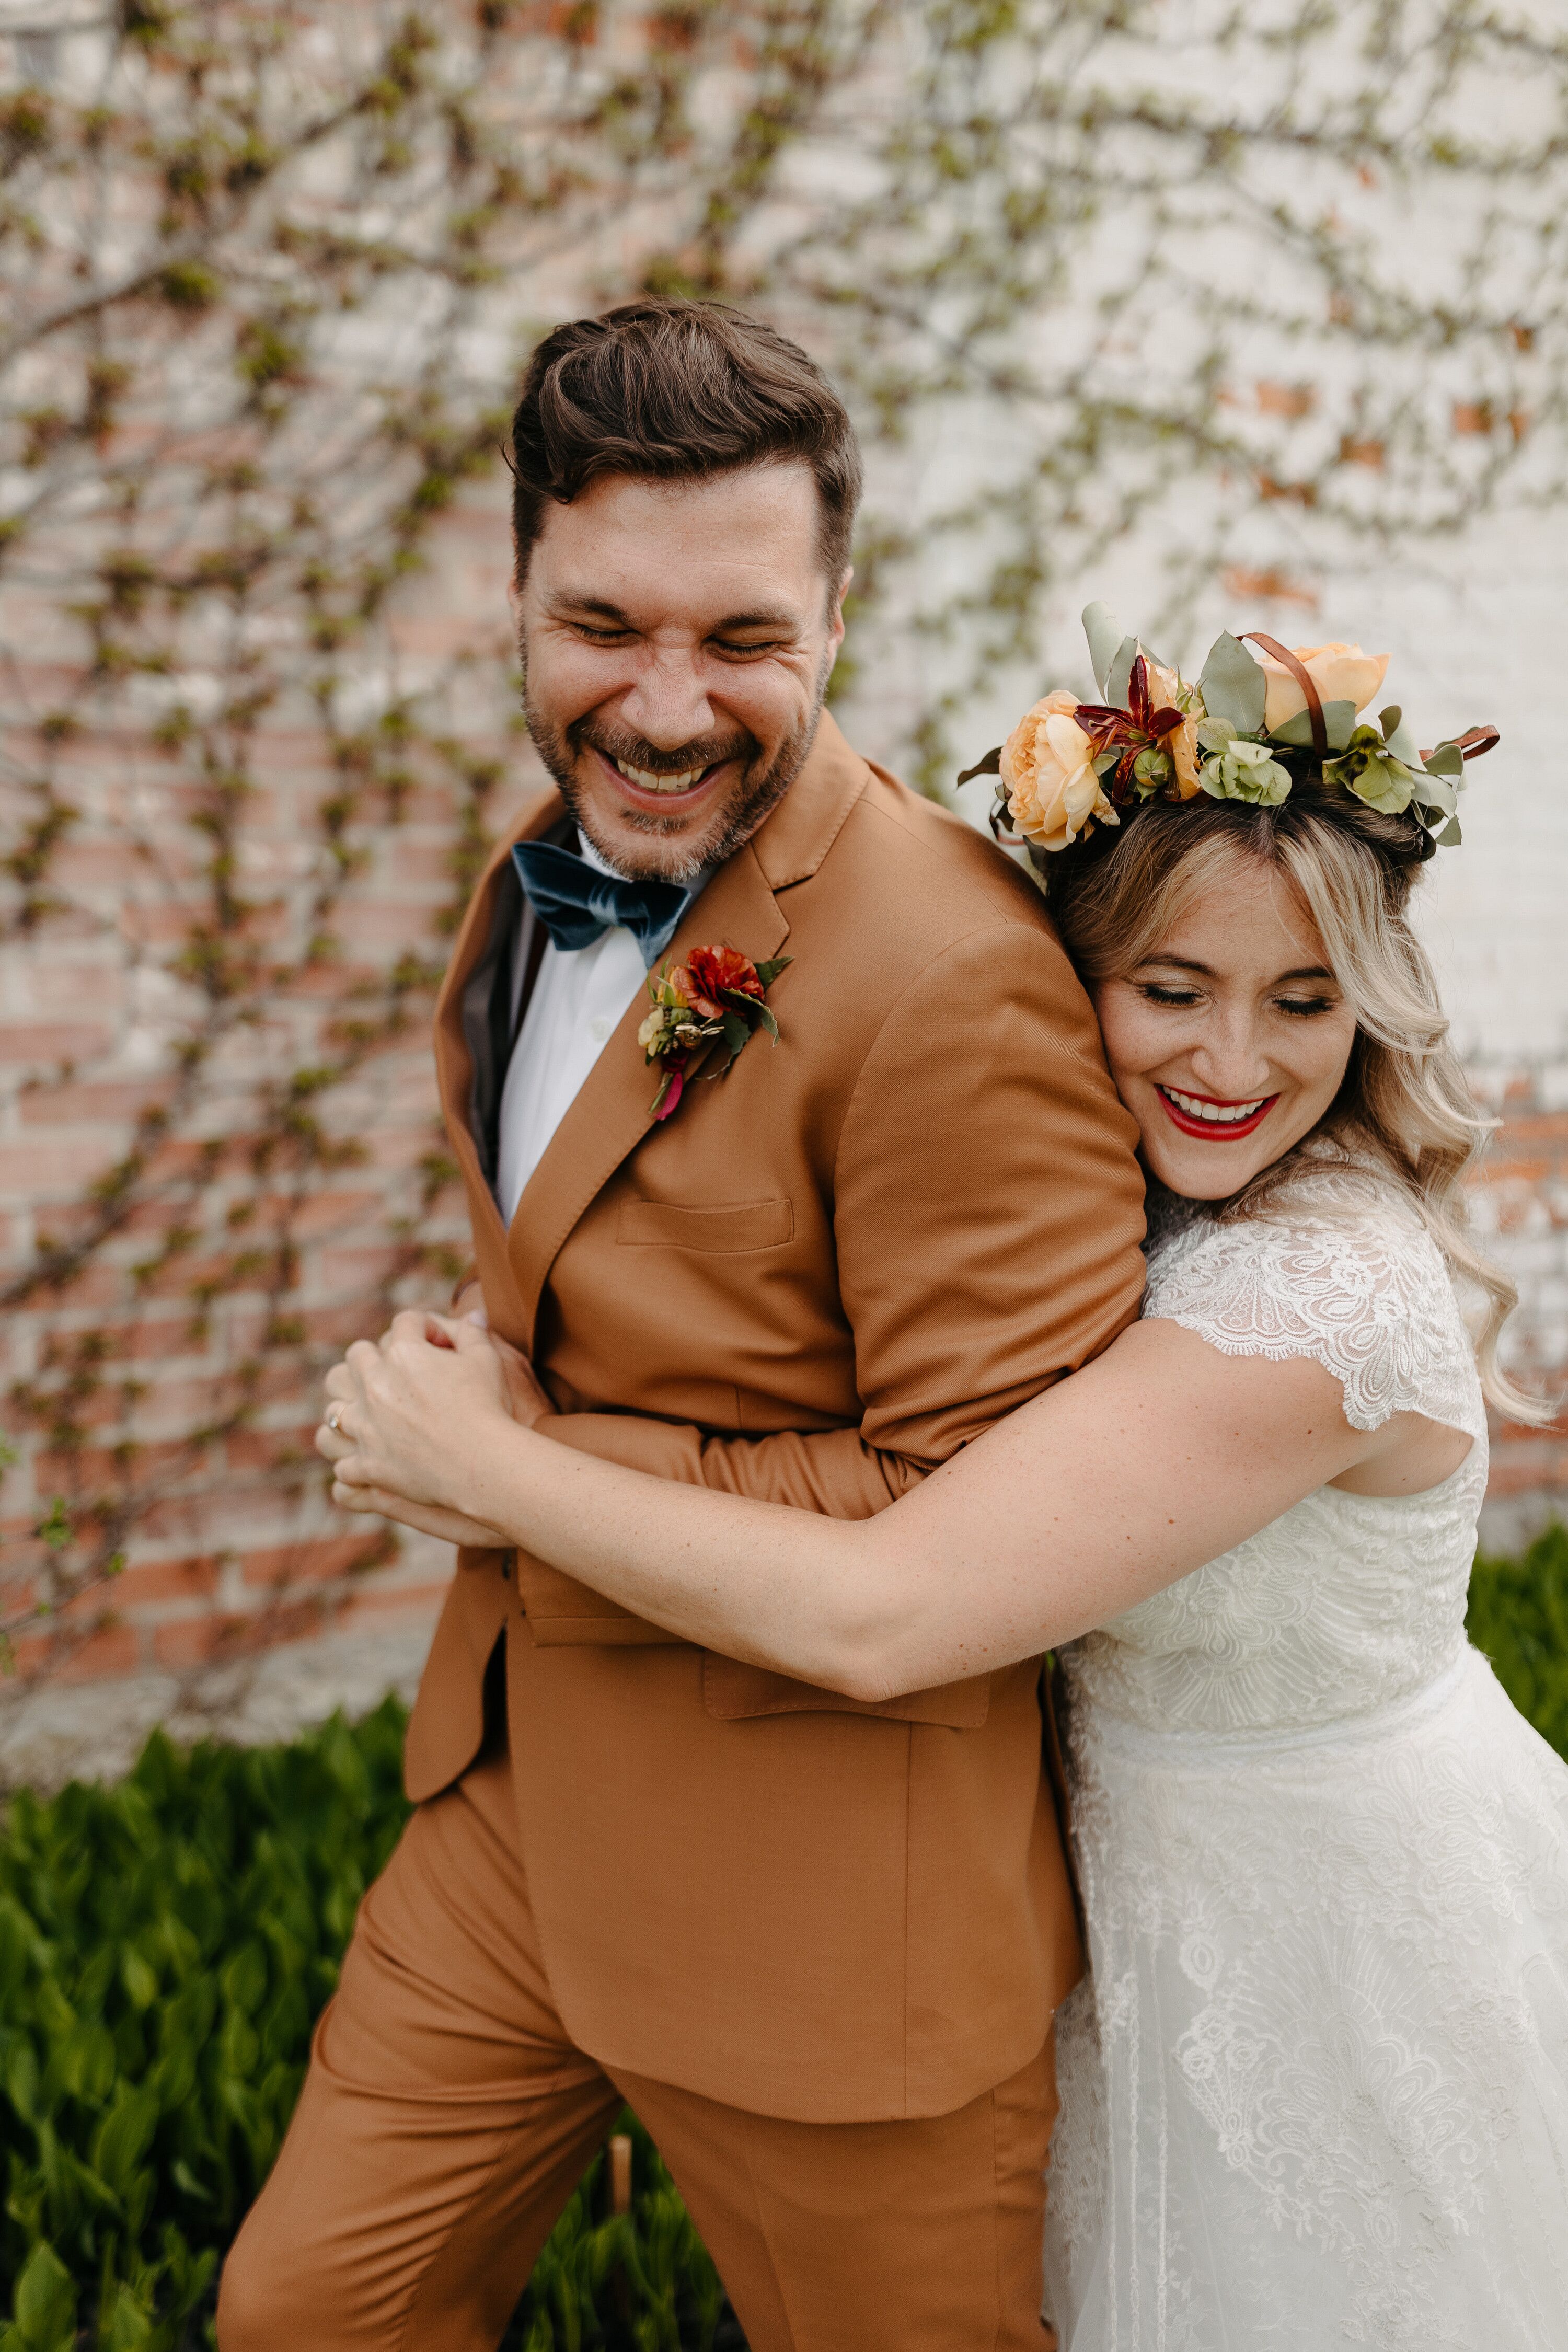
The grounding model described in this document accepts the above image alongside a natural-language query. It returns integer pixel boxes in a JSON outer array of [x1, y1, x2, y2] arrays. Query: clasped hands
[[314, 1308, 548, 1551]]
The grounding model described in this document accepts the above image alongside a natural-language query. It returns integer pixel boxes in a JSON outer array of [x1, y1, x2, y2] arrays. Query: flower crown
[[960, 603, 1498, 861]]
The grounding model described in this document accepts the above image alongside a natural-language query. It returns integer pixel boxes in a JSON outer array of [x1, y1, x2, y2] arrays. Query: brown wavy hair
[[1044, 783, 1544, 1421], [509, 298, 862, 586]]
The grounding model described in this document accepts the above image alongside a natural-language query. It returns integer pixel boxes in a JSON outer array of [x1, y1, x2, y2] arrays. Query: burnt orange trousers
[[215, 1739, 1057, 2352]]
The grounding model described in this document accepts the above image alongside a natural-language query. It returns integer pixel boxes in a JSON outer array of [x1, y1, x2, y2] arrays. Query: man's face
[[515, 463, 849, 881]]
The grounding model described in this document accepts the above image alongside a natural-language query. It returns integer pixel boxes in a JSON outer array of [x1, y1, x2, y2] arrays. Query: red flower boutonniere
[[638, 943, 792, 1121]]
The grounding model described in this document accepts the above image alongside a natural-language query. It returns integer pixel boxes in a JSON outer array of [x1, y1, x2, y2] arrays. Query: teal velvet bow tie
[[510, 838, 698, 969]]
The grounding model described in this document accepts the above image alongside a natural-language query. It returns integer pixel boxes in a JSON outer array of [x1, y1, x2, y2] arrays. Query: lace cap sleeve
[[1143, 1186, 1485, 1438]]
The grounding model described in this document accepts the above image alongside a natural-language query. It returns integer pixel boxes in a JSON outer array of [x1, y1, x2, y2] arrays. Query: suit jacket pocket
[[703, 1653, 989, 1728], [617, 1197, 794, 1252], [518, 1555, 687, 1645]]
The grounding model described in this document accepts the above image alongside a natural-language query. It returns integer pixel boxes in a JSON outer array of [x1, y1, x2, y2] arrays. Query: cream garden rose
[[1000, 689, 1117, 851], [1257, 642, 1391, 734]]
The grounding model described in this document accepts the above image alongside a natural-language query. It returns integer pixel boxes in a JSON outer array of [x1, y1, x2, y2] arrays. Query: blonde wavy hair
[[1045, 785, 1544, 1422]]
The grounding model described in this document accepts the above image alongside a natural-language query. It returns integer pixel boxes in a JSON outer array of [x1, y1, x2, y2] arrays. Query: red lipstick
[[1155, 1085, 1278, 1141]]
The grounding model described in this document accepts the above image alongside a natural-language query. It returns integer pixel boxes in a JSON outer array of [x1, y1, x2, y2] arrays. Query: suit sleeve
[[542, 919, 1148, 1515]]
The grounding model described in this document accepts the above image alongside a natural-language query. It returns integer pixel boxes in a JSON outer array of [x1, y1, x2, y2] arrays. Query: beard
[[521, 667, 831, 883]]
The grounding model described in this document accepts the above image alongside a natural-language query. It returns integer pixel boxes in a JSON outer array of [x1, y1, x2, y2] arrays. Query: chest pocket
[[617, 1197, 794, 1253]]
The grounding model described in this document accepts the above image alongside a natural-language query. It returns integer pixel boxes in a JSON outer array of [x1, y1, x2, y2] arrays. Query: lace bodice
[[1065, 1173, 1490, 1736]]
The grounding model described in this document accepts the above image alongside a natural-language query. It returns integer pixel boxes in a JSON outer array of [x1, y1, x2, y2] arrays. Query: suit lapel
[[433, 783, 562, 1345], [505, 836, 789, 1355]]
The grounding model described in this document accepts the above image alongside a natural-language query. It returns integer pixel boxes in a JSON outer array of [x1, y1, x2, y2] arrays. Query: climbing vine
[[1, 0, 1564, 1678]]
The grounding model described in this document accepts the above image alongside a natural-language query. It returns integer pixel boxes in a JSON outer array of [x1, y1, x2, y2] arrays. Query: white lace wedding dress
[[1042, 1174, 1568, 2350]]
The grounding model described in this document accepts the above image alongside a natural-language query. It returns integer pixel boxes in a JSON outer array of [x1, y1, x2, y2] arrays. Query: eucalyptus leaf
[[1198, 632, 1266, 734], [1081, 601, 1124, 696], [1412, 772, 1458, 819], [1270, 699, 1357, 752], [1436, 816, 1463, 847], [1423, 741, 1465, 779], [1105, 634, 1141, 710], [1380, 708, 1424, 767]]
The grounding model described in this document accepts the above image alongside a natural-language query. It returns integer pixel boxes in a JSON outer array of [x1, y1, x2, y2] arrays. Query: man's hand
[[443, 1300, 556, 1431], [487, 1326, 555, 1430]]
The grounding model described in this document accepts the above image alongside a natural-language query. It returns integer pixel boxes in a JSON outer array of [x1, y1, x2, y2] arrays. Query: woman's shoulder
[[1147, 1146, 1434, 1271], [1144, 1149, 1482, 1436]]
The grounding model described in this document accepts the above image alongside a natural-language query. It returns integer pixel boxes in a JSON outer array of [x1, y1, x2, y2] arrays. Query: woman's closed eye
[[1137, 982, 1205, 1008], [1274, 993, 1341, 1019], [1134, 982, 1341, 1019]]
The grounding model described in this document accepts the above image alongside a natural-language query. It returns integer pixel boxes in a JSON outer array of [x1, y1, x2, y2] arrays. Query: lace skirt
[[1043, 1646, 1568, 2351]]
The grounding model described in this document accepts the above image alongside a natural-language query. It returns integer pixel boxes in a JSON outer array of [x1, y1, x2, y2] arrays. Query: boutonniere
[[638, 943, 791, 1122]]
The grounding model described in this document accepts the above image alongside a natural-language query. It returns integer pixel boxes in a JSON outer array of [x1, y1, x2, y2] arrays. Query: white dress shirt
[[493, 837, 653, 1226]]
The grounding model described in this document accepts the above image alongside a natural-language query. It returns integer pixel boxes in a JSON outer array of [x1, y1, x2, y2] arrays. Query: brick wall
[[3, 493, 1566, 1780], [0, 488, 526, 1749], [1472, 1064, 1568, 1551]]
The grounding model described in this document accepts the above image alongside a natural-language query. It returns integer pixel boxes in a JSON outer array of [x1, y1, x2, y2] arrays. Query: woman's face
[[1092, 847, 1359, 1200]]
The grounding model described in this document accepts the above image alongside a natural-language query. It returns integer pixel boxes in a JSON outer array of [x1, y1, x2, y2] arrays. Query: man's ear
[[826, 563, 852, 651]]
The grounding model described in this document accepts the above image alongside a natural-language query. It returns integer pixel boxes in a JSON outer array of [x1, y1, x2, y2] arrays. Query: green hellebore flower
[[1323, 727, 1418, 816], [1199, 736, 1293, 805]]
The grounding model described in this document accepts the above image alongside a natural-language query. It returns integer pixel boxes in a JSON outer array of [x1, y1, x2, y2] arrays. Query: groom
[[219, 300, 1147, 2349]]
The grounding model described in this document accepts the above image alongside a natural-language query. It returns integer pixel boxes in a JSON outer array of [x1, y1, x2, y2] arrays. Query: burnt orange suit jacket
[[407, 712, 1147, 2124]]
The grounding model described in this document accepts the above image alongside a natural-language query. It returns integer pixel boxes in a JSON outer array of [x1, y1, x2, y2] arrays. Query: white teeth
[[613, 756, 708, 793], [1161, 1086, 1266, 1125]]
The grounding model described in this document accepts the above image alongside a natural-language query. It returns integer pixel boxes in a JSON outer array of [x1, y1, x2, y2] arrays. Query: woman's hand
[[333, 1484, 514, 1549], [316, 1311, 520, 1528]]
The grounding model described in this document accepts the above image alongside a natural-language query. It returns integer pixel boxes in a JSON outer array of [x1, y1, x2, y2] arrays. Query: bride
[[318, 615, 1568, 2348]]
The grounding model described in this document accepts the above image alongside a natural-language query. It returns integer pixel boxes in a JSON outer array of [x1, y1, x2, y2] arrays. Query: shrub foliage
[[1467, 1523, 1568, 1762], [0, 1701, 409, 2346], [0, 1699, 736, 2349]]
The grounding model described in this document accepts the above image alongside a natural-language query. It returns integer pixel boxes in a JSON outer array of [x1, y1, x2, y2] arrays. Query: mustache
[[571, 720, 757, 776]]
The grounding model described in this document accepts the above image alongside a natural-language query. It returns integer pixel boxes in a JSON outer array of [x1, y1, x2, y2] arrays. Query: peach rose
[[1258, 642, 1390, 734], [1000, 690, 1117, 852], [1146, 659, 1201, 798]]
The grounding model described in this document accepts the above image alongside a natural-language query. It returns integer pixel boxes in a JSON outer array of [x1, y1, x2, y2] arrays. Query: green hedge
[[0, 1703, 735, 2350], [2, 1527, 1564, 2349], [1466, 1523, 1568, 1758]]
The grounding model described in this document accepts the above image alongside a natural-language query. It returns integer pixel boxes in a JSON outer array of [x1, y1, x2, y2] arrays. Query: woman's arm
[[320, 1309, 1448, 1700]]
